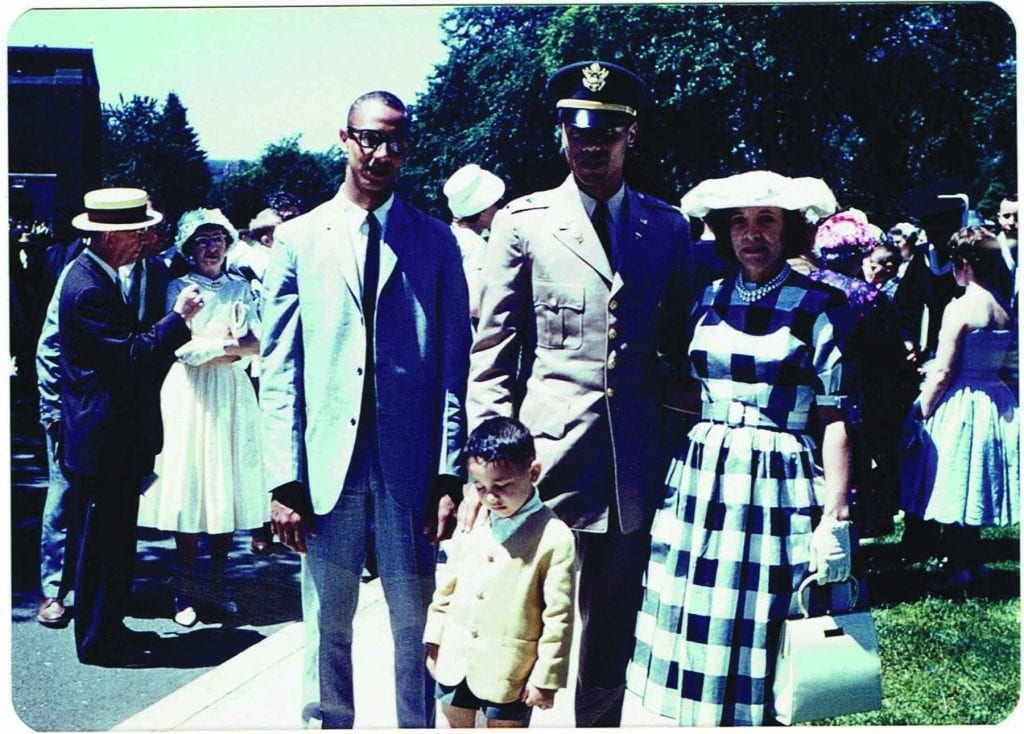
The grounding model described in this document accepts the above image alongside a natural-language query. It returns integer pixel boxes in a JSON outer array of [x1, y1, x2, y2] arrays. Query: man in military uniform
[[467, 61, 695, 726]]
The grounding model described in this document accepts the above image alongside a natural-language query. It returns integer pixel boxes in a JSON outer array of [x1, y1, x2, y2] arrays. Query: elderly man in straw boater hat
[[58, 187, 205, 666]]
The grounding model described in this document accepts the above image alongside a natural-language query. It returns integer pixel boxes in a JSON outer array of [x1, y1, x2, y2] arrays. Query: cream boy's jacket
[[424, 504, 576, 703]]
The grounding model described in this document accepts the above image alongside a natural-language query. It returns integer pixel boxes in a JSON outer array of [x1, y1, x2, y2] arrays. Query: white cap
[[443, 164, 505, 219]]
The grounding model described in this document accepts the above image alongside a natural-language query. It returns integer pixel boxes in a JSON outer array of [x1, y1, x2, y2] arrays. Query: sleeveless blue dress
[[900, 329, 1019, 527]]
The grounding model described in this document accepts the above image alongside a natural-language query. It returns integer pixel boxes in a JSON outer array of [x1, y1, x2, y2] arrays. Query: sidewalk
[[112, 578, 667, 731]]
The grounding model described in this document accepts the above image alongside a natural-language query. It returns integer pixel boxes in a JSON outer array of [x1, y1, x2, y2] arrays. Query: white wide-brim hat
[[443, 164, 506, 219], [71, 187, 164, 232], [175, 208, 240, 254], [680, 170, 838, 224]]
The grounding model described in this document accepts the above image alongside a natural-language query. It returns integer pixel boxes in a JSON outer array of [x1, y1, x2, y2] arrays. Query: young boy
[[424, 417, 577, 727]]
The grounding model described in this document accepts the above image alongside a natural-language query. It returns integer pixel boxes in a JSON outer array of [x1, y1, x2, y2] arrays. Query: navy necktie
[[362, 213, 381, 436], [592, 199, 613, 266], [363, 213, 381, 340]]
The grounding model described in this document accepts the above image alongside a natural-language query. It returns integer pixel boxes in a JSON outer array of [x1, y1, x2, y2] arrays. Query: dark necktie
[[127, 261, 143, 321], [362, 213, 381, 435], [592, 199, 613, 266]]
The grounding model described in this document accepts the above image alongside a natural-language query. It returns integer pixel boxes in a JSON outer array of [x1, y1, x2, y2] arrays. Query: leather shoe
[[928, 567, 973, 594], [37, 598, 69, 627], [250, 539, 271, 555], [79, 629, 160, 668]]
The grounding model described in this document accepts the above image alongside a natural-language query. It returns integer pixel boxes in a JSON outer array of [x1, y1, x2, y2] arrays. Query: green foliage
[[402, 3, 1016, 225], [101, 92, 212, 225], [822, 520, 1021, 726], [401, 4, 563, 218], [207, 137, 344, 228]]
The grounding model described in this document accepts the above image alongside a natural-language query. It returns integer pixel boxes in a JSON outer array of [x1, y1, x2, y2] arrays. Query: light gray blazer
[[260, 190, 471, 514]]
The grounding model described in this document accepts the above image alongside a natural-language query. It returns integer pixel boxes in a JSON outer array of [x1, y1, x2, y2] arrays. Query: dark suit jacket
[[58, 253, 190, 479]]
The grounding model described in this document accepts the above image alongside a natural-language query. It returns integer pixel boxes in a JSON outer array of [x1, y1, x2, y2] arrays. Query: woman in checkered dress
[[627, 172, 856, 726]]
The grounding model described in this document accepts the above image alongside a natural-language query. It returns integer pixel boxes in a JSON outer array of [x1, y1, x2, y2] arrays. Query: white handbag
[[772, 574, 883, 725]]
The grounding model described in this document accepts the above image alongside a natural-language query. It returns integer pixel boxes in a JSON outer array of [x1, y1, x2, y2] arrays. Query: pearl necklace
[[734, 263, 791, 303]]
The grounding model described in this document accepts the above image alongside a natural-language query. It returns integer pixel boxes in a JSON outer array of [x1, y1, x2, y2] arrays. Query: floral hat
[[813, 208, 883, 266], [680, 170, 839, 223], [174, 208, 239, 254]]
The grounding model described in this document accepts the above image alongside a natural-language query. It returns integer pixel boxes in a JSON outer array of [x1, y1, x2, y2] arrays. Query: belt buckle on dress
[[726, 401, 746, 427]]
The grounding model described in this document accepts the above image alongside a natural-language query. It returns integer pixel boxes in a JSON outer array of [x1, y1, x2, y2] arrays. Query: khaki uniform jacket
[[423, 504, 576, 703], [468, 175, 694, 532]]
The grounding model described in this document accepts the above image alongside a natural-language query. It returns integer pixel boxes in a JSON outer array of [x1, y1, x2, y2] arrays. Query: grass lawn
[[825, 519, 1020, 726]]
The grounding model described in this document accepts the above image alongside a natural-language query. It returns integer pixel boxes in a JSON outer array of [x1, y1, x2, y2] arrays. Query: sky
[[6, 1, 457, 161]]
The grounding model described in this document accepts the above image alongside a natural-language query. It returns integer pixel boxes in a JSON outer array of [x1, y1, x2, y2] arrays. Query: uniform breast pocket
[[534, 282, 584, 350]]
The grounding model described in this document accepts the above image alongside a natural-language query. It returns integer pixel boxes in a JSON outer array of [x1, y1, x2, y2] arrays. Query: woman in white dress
[[138, 209, 267, 626]]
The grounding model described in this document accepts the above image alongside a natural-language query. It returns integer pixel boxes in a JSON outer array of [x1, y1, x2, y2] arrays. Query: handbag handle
[[797, 573, 859, 617]]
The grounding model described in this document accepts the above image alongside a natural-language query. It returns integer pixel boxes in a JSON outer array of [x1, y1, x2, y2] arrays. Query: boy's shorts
[[436, 680, 532, 722]]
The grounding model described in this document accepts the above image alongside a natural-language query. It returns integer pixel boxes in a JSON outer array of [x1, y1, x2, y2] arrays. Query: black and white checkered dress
[[627, 269, 854, 726]]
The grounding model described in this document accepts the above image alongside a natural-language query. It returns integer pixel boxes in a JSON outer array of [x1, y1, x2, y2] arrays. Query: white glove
[[175, 336, 226, 366], [809, 519, 852, 584]]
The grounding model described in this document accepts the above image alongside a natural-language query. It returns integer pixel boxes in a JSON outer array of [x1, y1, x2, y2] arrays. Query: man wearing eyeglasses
[[260, 90, 470, 728], [467, 61, 695, 726]]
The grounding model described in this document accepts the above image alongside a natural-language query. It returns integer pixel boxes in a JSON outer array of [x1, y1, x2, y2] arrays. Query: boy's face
[[469, 457, 542, 519]]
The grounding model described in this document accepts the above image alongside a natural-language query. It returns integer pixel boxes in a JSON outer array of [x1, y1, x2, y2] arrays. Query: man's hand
[[522, 683, 555, 710], [425, 643, 439, 679], [173, 284, 205, 320], [271, 499, 310, 553], [903, 340, 920, 365], [456, 484, 489, 533], [424, 475, 462, 544]]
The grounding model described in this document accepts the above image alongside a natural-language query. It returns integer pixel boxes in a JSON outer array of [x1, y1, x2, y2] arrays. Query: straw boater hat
[[680, 170, 838, 224], [443, 164, 506, 219], [71, 187, 164, 232]]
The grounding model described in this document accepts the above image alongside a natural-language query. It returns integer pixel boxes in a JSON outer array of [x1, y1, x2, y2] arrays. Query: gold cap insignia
[[582, 62, 609, 92]]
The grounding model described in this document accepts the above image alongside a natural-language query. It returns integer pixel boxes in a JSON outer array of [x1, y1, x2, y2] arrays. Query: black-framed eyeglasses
[[346, 127, 412, 156]]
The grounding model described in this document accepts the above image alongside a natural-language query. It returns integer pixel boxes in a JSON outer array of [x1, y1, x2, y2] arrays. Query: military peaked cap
[[546, 60, 653, 129]]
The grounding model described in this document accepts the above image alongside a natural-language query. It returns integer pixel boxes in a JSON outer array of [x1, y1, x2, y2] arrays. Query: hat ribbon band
[[557, 99, 637, 117], [85, 204, 150, 224]]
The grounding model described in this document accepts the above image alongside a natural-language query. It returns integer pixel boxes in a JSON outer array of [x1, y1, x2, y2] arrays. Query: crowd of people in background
[[7, 59, 1019, 728]]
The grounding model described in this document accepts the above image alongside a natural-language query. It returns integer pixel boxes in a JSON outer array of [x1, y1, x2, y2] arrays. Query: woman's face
[[189, 224, 228, 277], [862, 251, 897, 285], [729, 206, 786, 281]]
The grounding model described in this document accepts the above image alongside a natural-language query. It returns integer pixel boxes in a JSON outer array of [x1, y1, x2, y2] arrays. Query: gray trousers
[[300, 442, 436, 729]]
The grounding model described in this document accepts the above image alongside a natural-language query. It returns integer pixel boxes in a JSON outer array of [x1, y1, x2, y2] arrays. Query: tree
[[101, 92, 211, 225], [207, 136, 344, 228], [400, 3, 1016, 227]]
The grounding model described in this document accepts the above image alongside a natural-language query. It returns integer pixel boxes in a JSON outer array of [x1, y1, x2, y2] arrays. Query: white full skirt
[[138, 360, 268, 534]]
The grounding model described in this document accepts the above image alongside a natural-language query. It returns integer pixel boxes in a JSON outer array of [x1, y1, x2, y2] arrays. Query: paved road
[[7, 391, 304, 731]]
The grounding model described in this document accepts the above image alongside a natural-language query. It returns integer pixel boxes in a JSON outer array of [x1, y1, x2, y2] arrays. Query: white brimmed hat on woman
[[71, 187, 164, 232], [443, 164, 506, 219], [174, 208, 239, 254], [680, 170, 838, 224]]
